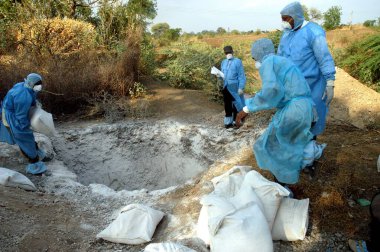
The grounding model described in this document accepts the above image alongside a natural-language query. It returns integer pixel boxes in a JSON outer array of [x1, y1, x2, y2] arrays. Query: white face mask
[[255, 61, 262, 69], [281, 21, 292, 30], [33, 85, 42, 92], [226, 53, 233, 60]]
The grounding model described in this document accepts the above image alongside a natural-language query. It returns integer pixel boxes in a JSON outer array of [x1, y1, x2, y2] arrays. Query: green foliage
[[139, 35, 157, 75], [309, 7, 322, 22], [160, 42, 221, 89], [151, 23, 182, 46], [364, 20, 376, 27], [267, 30, 282, 51], [126, 0, 157, 31], [302, 5, 310, 21], [337, 35, 380, 91], [323, 6, 342, 30], [129, 82, 147, 98], [217, 27, 227, 34]]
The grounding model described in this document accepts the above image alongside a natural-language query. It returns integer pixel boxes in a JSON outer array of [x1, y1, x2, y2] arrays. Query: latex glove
[[26, 161, 47, 175], [235, 110, 248, 128], [238, 89, 244, 95], [322, 80, 334, 106]]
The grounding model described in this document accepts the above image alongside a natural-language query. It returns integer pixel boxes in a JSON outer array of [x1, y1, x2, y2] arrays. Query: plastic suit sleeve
[[13, 90, 33, 131], [312, 35, 336, 81], [237, 60, 246, 90], [245, 59, 284, 113]]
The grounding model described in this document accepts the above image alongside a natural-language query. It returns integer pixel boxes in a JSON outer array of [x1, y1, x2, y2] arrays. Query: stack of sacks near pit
[[197, 166, 310, 251]]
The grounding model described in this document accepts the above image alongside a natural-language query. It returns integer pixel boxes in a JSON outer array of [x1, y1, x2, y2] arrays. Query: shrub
[[17, 18, 97, 59], [162, 42, 221, 89], [337, 35, 380, 91]]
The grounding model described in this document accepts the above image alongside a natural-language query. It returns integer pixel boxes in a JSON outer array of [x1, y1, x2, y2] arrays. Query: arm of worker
[[237, 59, 246, 95]]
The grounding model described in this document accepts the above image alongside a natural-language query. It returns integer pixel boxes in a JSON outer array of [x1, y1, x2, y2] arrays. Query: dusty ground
[[1, 67, 379, 252]]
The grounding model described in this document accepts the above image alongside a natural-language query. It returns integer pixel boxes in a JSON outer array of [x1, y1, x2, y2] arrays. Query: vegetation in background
[[151, 22, 182, 46], [336, 35, 380, 91], [0, 0, 157, 115], [323, 6, 342, 30]]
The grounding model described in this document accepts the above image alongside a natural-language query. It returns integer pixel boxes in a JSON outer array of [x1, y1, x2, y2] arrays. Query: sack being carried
[[30, 107, 57, 137]]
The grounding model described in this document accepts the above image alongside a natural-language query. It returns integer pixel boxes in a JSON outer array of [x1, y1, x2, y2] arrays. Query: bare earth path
[[1, 68, 379, 252]]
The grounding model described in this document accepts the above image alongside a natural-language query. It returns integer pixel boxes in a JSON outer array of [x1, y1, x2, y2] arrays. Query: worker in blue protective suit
[[220, 45, 246, 128], [278, 1, 336, 138], [0, 73, 47, 175], [235, 38, 318, 185]]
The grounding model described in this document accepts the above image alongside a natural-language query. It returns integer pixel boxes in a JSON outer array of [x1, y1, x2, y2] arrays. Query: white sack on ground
[[241, 170, 289, 230], [196, 205, 210, 246], [144, 242, 196, 252], [200, 185, 272, 252], [0, 167, 36, 191], [211, 166, 252, 197], [272, 198, 310, 241], [197, 183, 265, 246], [96, 204, 164, 244], [208, 199, 273, 252], [30, 107, 57, 137]]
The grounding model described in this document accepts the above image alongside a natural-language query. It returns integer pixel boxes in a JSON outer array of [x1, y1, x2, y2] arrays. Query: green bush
[[161, 42, 221, 89], [337, 35, 380, 91]]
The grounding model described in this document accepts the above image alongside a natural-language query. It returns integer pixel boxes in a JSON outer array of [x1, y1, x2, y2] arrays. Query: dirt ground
[[1, 67, 380, 252]]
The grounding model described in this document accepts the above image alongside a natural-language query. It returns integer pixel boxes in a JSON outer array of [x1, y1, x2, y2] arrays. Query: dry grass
[[326, 25, 377, 49], [199, 33, 268, 48]]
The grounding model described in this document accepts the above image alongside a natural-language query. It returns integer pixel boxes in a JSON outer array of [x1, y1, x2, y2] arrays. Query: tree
[[363, 20, 376, 27], [309, 7, 322, 22], [151, 22, 170, 37], [230, 29, 240, 35], [323, 6, 342, 30], [302, 4, 310, 21], [216, 27, 226, 34]]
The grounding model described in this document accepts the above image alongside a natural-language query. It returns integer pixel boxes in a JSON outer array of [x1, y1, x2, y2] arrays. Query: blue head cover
[[280, 1, 304, 30], [24, 73, 42, 88], [251, 38, 275, 62]]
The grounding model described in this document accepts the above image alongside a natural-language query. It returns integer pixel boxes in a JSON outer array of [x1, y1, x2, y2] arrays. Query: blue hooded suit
[[247, 38, 315, 184], [278, 1, 336, 136]]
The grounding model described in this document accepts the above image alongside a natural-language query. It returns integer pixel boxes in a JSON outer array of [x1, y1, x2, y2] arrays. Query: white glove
[[322, 80, 334, 106], [238, 89, 244, 95]]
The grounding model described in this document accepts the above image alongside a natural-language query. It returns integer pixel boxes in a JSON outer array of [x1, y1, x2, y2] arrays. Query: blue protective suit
[[221, 57, 246, 112], [278, 2, 336, 136], [246, 54, 315, 184], [0, 82, 38, 159]]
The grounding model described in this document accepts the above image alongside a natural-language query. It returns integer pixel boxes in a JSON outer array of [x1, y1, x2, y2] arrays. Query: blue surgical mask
[[255, 62, 262, 69], [226, 54, 233, 60]]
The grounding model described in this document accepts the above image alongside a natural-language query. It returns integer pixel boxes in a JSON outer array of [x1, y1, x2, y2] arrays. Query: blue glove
[[26, 161, 47, 175]]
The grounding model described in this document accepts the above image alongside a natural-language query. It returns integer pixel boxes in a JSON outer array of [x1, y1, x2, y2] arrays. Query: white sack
[[30, 107, 57, 137], [211, 166, 252, 197], [272, 197, 309, 241], [208, 200, 273, 252], [196, 205, 210, 246], [241, 170, 289, 230], [144, 242, 196, 252], [97, 204, 164, 244], [0, 167, 36, 191], [197, 183, 264, 246], [210, 66, 225, 79], [200, 185, 271, 251]]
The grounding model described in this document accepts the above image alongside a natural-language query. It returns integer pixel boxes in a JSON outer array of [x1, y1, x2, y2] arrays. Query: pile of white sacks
[[197, 166, 310, 252]]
